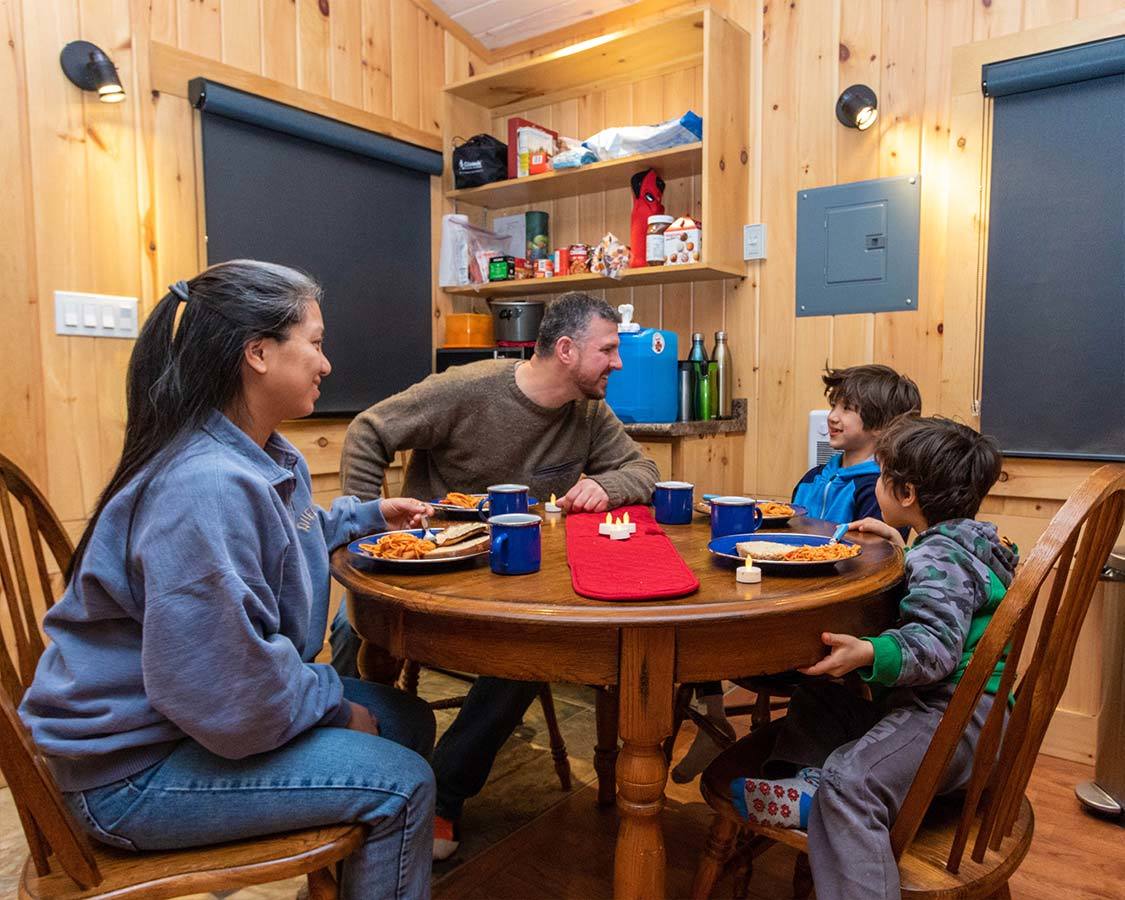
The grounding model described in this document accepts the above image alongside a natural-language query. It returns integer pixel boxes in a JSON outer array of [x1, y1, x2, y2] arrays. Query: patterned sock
[[730, 767, 821, 828]]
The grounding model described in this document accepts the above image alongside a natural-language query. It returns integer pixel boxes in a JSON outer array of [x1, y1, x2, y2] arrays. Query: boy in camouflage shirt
[[730, 416, 1016, 900]]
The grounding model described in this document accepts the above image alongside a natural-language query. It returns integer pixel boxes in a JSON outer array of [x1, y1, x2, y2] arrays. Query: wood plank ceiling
[[433, 0, 641, 50]]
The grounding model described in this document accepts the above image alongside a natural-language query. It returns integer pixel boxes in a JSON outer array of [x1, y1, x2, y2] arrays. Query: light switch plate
[[743, 223, 767, 260], [55, 291, 139, 339]]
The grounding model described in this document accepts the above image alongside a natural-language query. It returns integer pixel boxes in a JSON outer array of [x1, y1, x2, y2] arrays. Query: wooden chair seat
[[19, 823, 365, 900], [699, 720, 1034, 898]]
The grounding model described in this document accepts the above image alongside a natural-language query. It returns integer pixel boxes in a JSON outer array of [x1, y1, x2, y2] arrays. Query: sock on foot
[[730, 767, 821, 829], [671, 693, 737, 783], [433, 814, 461, 861]]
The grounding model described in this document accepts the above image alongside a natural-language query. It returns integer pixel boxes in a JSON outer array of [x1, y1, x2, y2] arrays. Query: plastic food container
[[444, 313, 494, 348]]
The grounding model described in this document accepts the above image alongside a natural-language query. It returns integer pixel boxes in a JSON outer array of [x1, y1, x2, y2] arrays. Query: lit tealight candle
[[545, 493, 561, 513], [736, 557, 762, 583], [598, 512, 615, 536], [620, 511, 637, 534], [609, 524, 630, 540]]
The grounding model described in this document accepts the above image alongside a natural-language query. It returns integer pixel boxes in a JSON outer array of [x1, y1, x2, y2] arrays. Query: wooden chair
[[0, 452, 365, 899], [691, 464, 1125, 899]]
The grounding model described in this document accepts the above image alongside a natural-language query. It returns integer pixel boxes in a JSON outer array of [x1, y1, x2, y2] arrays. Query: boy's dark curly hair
[[876, 416, 1003, 524], [822, 365, 921, 432]]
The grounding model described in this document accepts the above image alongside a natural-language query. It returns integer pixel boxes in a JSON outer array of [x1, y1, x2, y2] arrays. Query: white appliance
[[808, 409, 832, 469]]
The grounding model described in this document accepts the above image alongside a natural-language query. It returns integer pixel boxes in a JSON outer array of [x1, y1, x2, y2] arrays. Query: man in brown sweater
[[333, 292, 659, 859]]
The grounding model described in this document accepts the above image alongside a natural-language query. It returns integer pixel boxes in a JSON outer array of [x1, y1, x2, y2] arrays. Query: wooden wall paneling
[[577, 88, 607, 304], [973, 0, 1025, 40], [150, 0, 177, 45], [691, 50, 721, 350], [391, 0, 420, 130], [600, 85, 633, 315], [658, 66, 697, 341], [628, 74, 665, 326], [83, 0, 143, 475], [329, 0, 363, 108], [177, 0, 220, 59], [362, 0, 393, 117], [872, 0, 931, 405], [130, 0, 159, 314], [1023, 0, 1079, 29], [552, 98, 580, 251], [262, 0, 298, 86], [830, 0, 880, 369], [24, 0, 100, 522], [297, 0, 331, 97], [152, 93, 203, 291], [0, 0, 45, 483], [790, 0, 838, 460], [913, 0, 973, 415], [755, 0, 801, 498], [418, 7, 445, 136], [634, 440, 673, 482], [219, 0, 262, 74], [1078, 0, 1124, 15]]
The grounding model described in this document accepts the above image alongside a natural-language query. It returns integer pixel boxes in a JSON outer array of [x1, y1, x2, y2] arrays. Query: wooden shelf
[[446, 144, 701, 209], [442, 263, 744, 298], [444, 11, 706, 111]]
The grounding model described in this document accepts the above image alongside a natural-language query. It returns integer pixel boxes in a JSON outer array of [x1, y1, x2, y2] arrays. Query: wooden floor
[[1, 682, 1122, 899]]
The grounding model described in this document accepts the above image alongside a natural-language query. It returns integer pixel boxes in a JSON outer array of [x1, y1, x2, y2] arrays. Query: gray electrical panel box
[[795, 175, 920, 317]]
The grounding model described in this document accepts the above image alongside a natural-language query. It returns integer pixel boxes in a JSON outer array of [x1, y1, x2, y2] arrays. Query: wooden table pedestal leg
[[615, 627, 675, 899]]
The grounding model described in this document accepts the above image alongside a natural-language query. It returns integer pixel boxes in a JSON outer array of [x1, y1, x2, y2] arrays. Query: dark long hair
[[66, 260, 322, 581]]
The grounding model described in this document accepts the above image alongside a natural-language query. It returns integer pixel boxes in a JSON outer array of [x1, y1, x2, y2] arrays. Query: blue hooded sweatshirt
[[19, 410, 387, 792], [791, 452, 881, 524]]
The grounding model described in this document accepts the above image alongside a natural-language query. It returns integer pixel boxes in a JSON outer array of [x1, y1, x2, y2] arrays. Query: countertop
[[622, 398, 747, 438]]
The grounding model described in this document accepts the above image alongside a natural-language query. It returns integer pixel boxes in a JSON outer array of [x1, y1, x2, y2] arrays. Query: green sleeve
[[859, 635, 903, 685]]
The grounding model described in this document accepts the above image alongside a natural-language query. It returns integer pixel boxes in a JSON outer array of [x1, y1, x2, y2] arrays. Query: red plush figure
[[629, 168, 666, 269]]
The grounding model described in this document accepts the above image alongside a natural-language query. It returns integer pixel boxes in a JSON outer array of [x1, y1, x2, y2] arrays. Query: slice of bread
[[735, 540, 794, 561], [434, 521, 489, 546], [424, 533, 491, 559]]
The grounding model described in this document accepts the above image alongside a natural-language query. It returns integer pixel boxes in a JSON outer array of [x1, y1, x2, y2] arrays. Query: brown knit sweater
[[340, 359, 659, 508]]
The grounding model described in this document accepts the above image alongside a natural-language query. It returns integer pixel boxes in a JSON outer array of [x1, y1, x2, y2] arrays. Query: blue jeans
[[66, 678, 436, 900], [331, 602, 540, 820]]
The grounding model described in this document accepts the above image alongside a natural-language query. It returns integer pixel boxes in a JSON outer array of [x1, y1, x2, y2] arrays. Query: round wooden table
[[331, 515, 903, 899]]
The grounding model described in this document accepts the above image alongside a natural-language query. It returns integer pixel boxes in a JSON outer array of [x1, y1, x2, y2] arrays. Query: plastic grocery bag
[[583, 111, 703, 161], [439, 214, 512, 286]]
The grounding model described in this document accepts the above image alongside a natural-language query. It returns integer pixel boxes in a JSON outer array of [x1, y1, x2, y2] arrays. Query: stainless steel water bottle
[[712, 330, 733, 418]]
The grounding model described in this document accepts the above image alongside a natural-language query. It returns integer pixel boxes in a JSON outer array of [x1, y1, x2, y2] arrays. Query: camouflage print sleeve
[[875, 537, 985, 687]]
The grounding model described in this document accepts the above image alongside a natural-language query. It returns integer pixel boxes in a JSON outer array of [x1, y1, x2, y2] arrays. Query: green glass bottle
[[688, 332, 710, 420]]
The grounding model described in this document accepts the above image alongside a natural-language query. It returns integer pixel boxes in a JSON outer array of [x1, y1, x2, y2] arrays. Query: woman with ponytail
[[19, 261, 437, 900]]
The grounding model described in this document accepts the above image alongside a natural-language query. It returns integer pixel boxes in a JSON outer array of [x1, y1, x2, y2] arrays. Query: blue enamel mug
[[488, 513, 541, 576], [478, 483, 530, 519], [710, 496, 764, 539], [652, 480, 694, 525]]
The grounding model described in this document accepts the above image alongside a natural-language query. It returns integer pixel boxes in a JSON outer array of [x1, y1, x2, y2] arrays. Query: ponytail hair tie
[[169, 280, 190, 303]]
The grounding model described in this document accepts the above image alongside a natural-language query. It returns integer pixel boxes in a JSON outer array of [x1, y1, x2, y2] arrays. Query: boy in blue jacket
[[793, 364, 921, 523]]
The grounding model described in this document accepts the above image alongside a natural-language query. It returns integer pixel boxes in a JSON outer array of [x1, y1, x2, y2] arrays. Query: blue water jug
[[605, 304, 679, 423]]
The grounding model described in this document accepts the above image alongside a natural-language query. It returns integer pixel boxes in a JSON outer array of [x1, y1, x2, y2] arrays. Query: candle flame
[[744, 556, 753, 568], [550, 493, 557, 505], [614, 516, 622, 526], [605, 513, 613, 524], [622, 511, 630, 524]]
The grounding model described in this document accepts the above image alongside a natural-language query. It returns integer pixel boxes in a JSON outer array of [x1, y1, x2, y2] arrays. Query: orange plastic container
[[444, 313, 494, 348]]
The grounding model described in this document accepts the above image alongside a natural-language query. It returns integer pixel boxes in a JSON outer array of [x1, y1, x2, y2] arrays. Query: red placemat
[[565, 505, 700, 601]]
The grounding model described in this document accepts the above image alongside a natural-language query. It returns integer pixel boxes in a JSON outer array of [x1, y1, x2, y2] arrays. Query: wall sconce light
[[60, 40, 125, 103], [836, 84, 878, 130]]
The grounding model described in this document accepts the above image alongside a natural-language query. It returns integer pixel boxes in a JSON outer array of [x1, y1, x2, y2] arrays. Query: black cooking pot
[[489, 300, 545, 344]]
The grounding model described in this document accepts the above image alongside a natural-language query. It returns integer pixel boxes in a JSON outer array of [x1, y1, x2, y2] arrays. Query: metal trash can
[[1076, 545, 1125, 818]]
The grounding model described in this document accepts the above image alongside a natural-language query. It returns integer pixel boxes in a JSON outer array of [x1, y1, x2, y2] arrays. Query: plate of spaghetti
[[347, 528, 490, 568], [707, 532, 862, 570], [430, 492, 540, 518], [694, 498, 807, 525]]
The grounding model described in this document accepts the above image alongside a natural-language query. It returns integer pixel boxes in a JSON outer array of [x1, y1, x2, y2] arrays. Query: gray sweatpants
[[764, 680, 996, 900]]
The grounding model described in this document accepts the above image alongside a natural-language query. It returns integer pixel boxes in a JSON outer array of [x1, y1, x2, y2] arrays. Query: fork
[[828, 522, 849, 544], [420, 514, 436, 541]]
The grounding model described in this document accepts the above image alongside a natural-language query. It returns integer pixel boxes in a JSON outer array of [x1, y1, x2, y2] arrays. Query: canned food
[[553, 247, 570, 276], [534, 258, 555, 278]]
